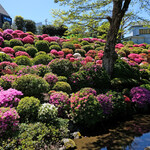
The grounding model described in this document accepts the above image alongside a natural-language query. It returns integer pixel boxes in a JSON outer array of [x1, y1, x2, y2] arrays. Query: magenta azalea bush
[[44, 72, 58, 87], [0, 88, 23, 107], [49, 91, 70, 117], [0, 107, 20, 137], [130, 86, 150, 107]]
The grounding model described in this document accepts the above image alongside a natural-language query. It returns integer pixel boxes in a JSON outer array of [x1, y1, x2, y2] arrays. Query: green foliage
[[35, 40, 50, 53], [52, 81, 72, 94], [75, 49, 86, 57], [48, 58, 73, 77], [81, 45, 93, 52], [14, 16, 25, 30], [111, 78, 140, 91], [17, 96, 40, 122], [2, 21, 11, 30], [0, 53, 12, 62], [62, 42, 75, 51], [24, 19, 36, 34], [33, 54, 53, 65], [35, 51, 46, 56], [112, 59, 140, 80], [12, 74, 49, 99], [10, 39, 23, 47], [58, 76, 67, 82], [140, 84, 150, 91], [95, 46, 104, 51], [26, 46, 38, 57], [13, 46, 26, 52], [80, 40, 90, 46], [15, 56, 32, 66], [49, 42, 59, 46], [38, 103, 58, 123], [49, 44, 61, 51], [3, 40, 10, 47], [24, 43, 34, 48]]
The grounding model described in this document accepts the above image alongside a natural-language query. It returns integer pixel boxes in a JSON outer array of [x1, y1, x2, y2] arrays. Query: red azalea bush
[[2, 47, 15, 54]]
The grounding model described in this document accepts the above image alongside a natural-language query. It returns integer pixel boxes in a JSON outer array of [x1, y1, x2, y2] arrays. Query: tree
[[24, 19, 36, 34], [2, 22, 11, 30], [54, 0, 150, 76], [14, 16, 25, 31]]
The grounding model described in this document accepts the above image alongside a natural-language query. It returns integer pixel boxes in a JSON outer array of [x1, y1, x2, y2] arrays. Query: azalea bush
[[0, 88, 23, 107], [130, 86, 150, 108], [0, 107, 20, 138], [38, 103, 58, 123], [17, 96, 40, 122], [49, 91, 70, 117]]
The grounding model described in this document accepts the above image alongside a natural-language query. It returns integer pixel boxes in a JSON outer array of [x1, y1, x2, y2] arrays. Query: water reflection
[[74, 114, 150, 150]]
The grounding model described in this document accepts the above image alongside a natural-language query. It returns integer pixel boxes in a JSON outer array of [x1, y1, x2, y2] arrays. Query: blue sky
[[1, 0, 64, 24]]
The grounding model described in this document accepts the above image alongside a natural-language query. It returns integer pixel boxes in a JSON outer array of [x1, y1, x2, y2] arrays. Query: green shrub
[[62, 42, 75, 51], [0, 75, 17, 90], [52, 81, 72, 94], [17, 96, 40, 122], [81, 45, 93, 52], [70, 63, 110, 92], [48, 58, 73, 77], [75, 49, 86, 57], [35, 51, 46, 56], [10, 39, 23, 47], [13, 46, 26, 52], [33, 54, 53, 65], [35, 40, 49, 53], [127, 41, 134, 45], [49, 45, 61, 51], [0, 53, 12, 62], [12, 74, 49, 99], [111, 78, 140, 91], [80, 40, 90, 46], [15, 56, 32, 66], [3, 40, 10, 47], [112, 59, 140, 80], [1, 122, 60, 149], [24, 43, 34, 48], [142, 49, 148, 54], [26, 46, 38, 57], [38, 103, 58, 123], [117, 50, 126, 57], [58, 76, 67, 82], [95, 46, 104, 51], [49, 41, 59, 46]]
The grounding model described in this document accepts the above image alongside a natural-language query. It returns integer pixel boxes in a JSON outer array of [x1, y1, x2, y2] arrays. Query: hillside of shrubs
[[0, 28, 150, 149]]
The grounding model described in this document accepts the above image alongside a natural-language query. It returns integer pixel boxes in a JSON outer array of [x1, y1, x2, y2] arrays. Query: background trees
[[53, 0, 150, 76]]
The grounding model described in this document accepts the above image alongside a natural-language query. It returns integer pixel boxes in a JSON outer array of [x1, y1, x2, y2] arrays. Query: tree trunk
[[102, 0, 131, 76]]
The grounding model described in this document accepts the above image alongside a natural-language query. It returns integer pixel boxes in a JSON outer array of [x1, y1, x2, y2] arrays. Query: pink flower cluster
[[128, 53, 144, 63], [50, 50, 64, 58], [22, 36, 34, 44], [115, 43, 124, 49], [49, 91, 69, 117], [15, 51, 30, 57], [0, 107, 20, 137], [85, 50, 97, 58], [2, 47, 15, 54], [44, 73, 58, 87], [0, 88, 23, 107]]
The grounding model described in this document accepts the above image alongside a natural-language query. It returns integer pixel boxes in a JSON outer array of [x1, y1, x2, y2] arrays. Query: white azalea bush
[[38, 103, 58, 123]]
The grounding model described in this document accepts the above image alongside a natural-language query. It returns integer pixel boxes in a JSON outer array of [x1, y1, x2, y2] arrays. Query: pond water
[[74, 114, 150, 150]]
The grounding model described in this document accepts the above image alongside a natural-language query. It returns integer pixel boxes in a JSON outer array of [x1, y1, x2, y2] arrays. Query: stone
[[72, 131, 82, 139], [145, 146, 150, 150], [62, 138, 76, 150]]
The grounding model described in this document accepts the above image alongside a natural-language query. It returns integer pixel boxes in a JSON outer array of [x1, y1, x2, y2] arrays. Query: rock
[[62, 138, 76, 150], [72, 131, 82, 139], [145, 146, 150, 150]]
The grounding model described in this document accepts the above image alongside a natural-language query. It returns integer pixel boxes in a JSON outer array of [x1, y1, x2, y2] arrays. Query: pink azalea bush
[[15, 51, 30, 57], [2, 47, 15, 54], [43, 72, 58, 87], [0, 107, 20, 137], [49, 91, 70, 117], [0, 88, 23, 107]]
